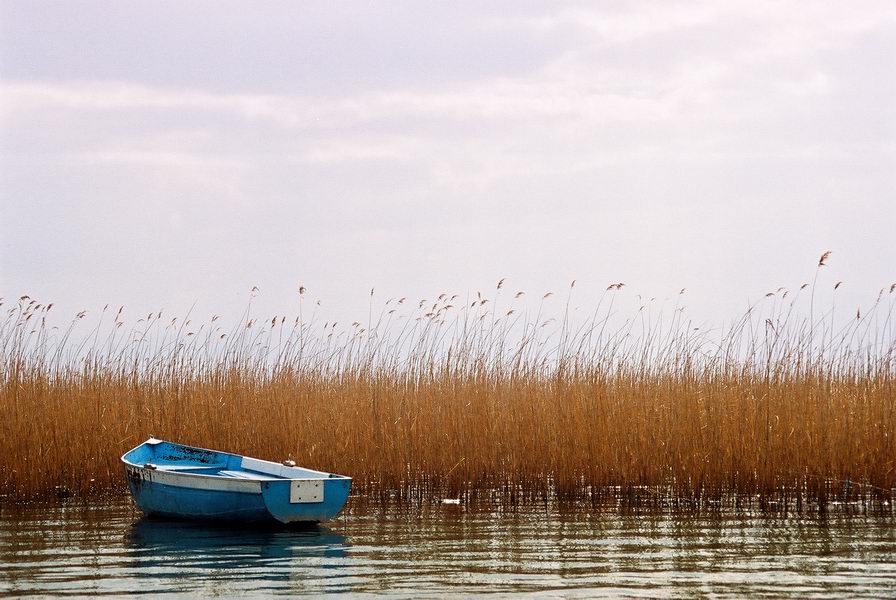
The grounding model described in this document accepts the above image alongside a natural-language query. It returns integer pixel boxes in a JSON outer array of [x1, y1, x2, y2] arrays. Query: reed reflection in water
[[1, 499, 895, 597]]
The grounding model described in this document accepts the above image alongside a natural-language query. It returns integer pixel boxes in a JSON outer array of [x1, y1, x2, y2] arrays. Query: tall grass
[[2, 265, 895, 507]]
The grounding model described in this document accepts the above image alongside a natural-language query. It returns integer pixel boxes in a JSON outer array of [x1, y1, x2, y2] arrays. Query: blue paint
[[261, 478, 351, 523], [121, 438, 351, 524], [126, 477, 271, 521]]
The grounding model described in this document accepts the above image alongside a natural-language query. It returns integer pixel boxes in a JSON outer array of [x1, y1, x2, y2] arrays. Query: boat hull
[[122, 440, 351, 524]]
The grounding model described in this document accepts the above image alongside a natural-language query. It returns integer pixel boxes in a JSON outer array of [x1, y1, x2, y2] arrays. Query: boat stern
[[260, 475, 352, 524]]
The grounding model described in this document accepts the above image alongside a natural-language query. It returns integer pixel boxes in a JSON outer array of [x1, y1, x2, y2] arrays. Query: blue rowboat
[[121, 438, 351, 524]]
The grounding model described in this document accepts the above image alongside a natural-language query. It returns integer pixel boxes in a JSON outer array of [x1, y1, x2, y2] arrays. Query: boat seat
[[219, 470, 274, 480], [155, 464, 227, 471]]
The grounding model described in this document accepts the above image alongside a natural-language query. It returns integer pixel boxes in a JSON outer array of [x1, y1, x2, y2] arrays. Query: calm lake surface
[[1, 498, 894, 598]]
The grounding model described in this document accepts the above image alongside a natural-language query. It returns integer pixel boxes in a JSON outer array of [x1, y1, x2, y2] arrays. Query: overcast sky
[[1, 1, 894, 330]]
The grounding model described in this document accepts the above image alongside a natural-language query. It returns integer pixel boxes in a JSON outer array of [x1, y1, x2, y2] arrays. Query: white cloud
[[0, 81, 313, 127]]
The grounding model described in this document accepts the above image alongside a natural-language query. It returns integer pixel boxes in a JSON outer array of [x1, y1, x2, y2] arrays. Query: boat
[[121, 438, 351, 524]]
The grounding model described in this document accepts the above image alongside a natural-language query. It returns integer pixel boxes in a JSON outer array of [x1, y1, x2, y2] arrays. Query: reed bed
[[2, 265, 895, 507]]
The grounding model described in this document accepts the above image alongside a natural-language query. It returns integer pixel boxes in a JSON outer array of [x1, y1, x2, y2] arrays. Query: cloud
[[489, 1, 896, 46], [4, 1, 892, 143], [1, 1, 894, 329], [484, 2, 725, 43], [0, 77, 673, 128], [0, 81, 313, 127]]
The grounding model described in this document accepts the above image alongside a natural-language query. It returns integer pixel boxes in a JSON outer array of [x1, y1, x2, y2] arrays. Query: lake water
[[1, 498, 894, 598]]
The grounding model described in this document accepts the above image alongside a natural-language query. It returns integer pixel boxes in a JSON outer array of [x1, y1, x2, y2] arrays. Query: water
[[1, 499, 894, 598]]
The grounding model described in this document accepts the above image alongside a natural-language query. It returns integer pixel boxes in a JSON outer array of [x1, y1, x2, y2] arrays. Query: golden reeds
[[1, 278, 894, 507]]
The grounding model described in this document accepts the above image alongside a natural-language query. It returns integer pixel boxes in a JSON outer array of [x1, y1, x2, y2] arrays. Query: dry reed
[[1, 270, 894, 507]]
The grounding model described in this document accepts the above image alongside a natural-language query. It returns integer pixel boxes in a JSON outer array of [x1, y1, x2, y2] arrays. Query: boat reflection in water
[[126, 517, 351, 596]]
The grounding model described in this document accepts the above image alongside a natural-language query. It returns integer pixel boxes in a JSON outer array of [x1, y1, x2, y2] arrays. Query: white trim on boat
[[240, 456, 330, 479]]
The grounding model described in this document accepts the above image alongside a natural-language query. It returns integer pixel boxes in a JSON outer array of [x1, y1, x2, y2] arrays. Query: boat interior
[[123, 439, 345, 481]]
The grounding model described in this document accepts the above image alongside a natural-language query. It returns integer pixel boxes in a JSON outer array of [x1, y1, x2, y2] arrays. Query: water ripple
[[1, 500, 894, 597]]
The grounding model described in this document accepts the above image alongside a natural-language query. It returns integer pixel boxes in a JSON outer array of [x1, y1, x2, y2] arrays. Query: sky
[[1, 1, 894, 331]]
